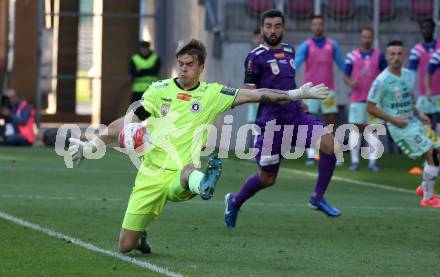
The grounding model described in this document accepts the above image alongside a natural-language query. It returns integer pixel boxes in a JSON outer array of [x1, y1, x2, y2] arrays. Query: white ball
[[118, 123, 150, 154]]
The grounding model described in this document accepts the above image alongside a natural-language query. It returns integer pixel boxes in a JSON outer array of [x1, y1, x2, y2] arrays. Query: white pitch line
[[280, 168, 415, 194], [0, 161, 416, 194], [0, 194, 123, 202], [225, 159, 416, 194], [185, 201, 437, 212], [2, 194, 435, 212], [0, 166, 136, 174], [0, 211, 187, 277]]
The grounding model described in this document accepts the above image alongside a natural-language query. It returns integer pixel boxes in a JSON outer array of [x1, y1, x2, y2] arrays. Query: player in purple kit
[[224, 10, 341, 228]]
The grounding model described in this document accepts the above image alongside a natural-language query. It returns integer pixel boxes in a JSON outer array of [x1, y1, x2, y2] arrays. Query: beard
[[263, 33, 283, 46]]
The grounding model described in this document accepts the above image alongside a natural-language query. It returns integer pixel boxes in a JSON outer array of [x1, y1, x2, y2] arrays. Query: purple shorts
[[254, 113, 327, 172]]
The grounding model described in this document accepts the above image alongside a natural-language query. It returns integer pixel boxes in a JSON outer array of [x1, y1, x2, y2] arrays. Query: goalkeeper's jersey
[[141, 78, 238, 170]]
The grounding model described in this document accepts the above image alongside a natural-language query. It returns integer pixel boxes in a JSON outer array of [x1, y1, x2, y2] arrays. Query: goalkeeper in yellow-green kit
[[67, 39, 330, 254]]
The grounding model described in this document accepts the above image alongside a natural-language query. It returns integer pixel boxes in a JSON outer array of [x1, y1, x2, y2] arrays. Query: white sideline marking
[[226, 158, 416, 194], [0, 194, 123, 202], [0, 166, 136, 174], [2, 194, 436, 212], [0, 211, 187, 277], [188, 201, 437, 212], [281, 168, 415, 194], [0, 162, 416, 194]]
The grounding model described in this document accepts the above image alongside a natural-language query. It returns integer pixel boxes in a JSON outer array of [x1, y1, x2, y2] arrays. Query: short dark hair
[[387, 40, 404, 47], [310, 14, 324, 21], [138, 41, 150, 48], [260, 9, 285, 26], [420, 18, 435, 29], [176, 39, 207, 65], [361, 26, 374, 34]]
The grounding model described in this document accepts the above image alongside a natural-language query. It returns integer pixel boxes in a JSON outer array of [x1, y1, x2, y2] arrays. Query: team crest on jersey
[[270, 61, 280, 75], [394, 89, 401, 100], [190, 101, 202, 113], [161, 104, 170, 117]]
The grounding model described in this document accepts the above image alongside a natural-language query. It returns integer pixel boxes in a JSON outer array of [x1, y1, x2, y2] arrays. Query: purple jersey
[[244, 43, 304, 127]]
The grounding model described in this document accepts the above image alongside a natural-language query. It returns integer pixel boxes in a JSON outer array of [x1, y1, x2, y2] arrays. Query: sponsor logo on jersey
[[274, 52, 285, 59], [177, 93, 192, 101], [220, 86, 238, 96], [190, 101, 202, 112], [246, 60, 254, 75], [270, 61, 280, 75], [283, 47, 293, 53], [161, 97, 172, 102], [153, 82, 169, 89]]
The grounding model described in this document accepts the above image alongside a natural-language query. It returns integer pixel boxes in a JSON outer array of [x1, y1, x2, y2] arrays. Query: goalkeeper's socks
[[422, 164, 439, 200], [188, 170, 204, 194]]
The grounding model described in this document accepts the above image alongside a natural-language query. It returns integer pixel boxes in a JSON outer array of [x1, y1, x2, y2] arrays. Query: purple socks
[[233, 152, 336, 208], [311, 152, 336, 200], [232, 174, 264, 208]]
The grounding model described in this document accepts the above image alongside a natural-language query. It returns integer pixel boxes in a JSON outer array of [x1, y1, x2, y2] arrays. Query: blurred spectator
[[252, 27, 262, 46], [0, 88, 36, 146], [130, 41, 161, 118]]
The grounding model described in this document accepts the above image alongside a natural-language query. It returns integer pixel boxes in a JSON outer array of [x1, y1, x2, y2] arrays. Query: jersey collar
[[174, 78, 200, 91]]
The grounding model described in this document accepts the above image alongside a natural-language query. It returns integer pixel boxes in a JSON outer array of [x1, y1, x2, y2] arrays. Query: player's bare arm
[[342, 74, 357, 90], [232, 82, 329, 107], [414, 106, 431, 125], [367, 101, 407, 128]]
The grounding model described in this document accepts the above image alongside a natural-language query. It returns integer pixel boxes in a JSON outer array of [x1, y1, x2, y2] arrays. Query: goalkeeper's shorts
[[122, 163, 195, 231]]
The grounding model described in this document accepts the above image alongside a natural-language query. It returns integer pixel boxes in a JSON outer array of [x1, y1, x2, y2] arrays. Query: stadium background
[[2, 1, 440, 276], [0, 0, 436, 151]]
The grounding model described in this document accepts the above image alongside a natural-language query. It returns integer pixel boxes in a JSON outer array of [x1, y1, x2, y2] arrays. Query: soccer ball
[[118, 123, 150, 153]]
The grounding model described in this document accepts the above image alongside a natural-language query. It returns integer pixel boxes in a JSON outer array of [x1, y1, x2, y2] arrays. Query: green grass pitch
[[1, 147, 439, 276]]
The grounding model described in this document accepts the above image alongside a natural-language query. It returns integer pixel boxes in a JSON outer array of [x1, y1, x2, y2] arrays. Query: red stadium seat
[[329, 0, 354, 19], [286, 0, 313, 18], [370, 0, 394, 19], [247, 0, 274, 17], [411, 0, 433, 19]]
